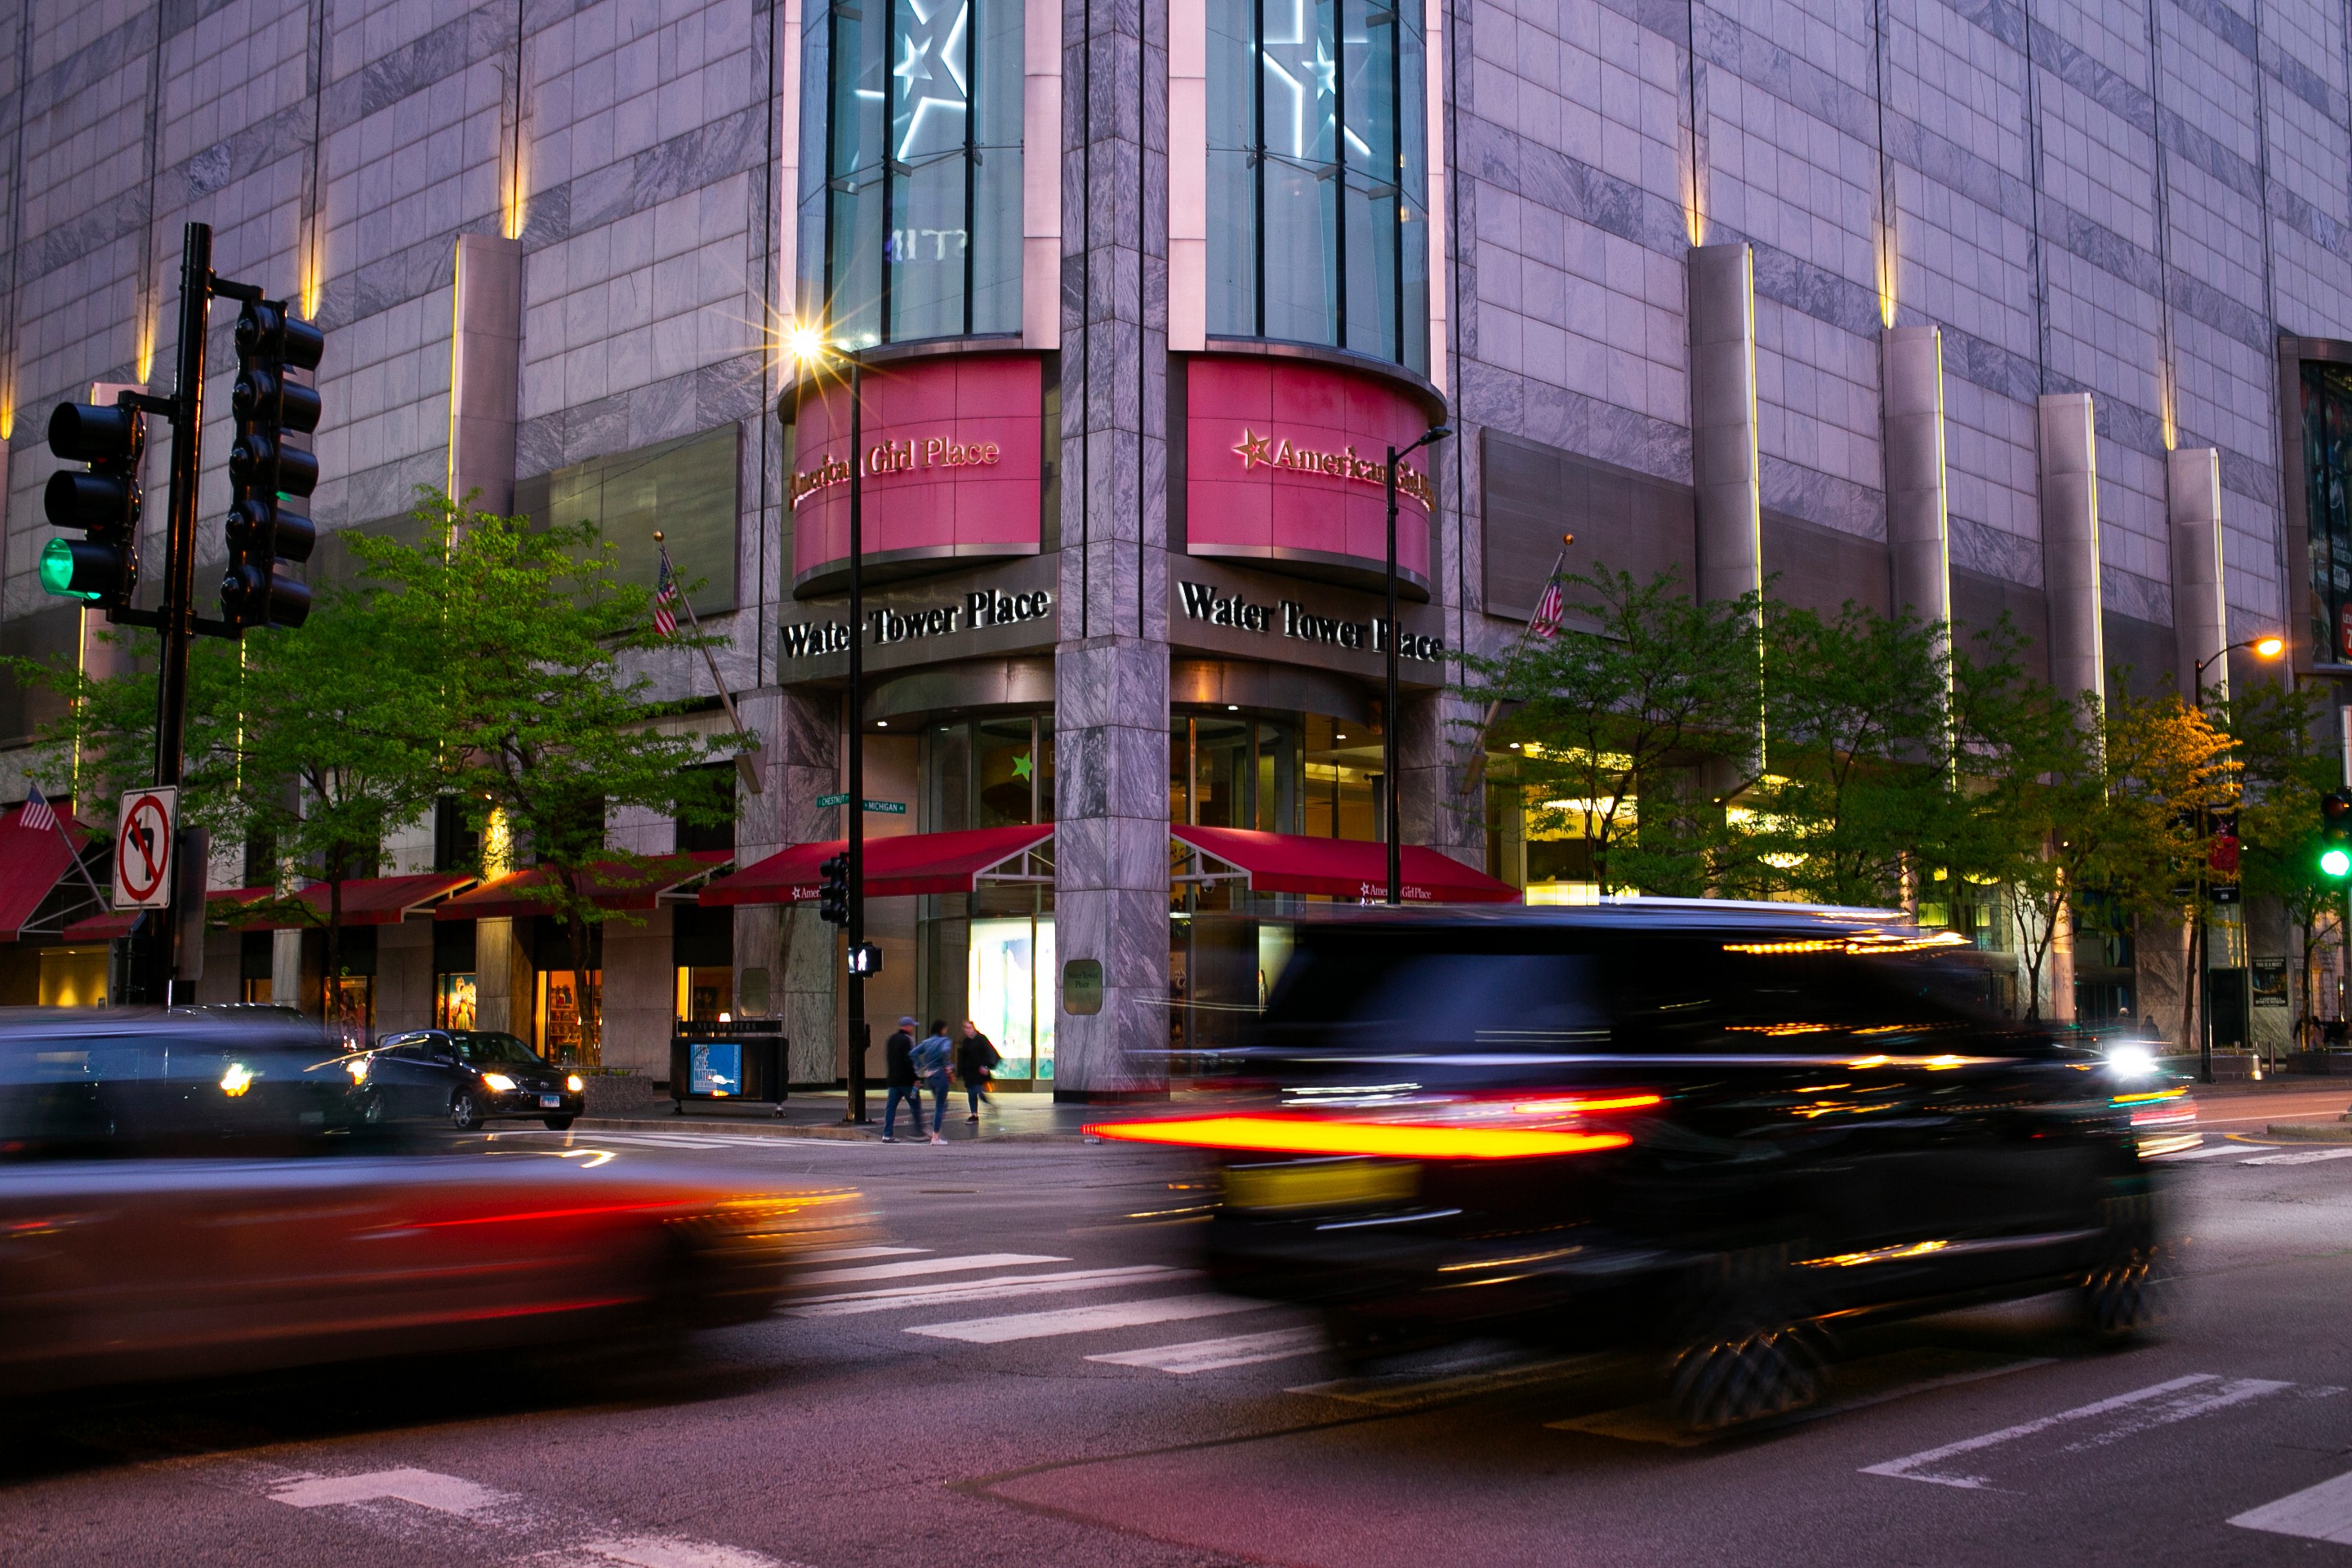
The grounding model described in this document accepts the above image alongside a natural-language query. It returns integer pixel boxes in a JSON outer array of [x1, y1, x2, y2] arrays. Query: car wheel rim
[[1671, 1324, 1825, 1432]]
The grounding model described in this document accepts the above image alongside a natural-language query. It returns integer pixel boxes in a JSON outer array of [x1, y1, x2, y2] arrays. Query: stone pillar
[[448, 233, 523, 514], [473, 916, 528, 1038], [2038, 393, 2104, 705], [601, 906, 673, 1076], [2168, 446, 2228, 704], [773, 688, 842, 1085], [1052, 0, 1169, 1101], [1688, 243, 1762, 610], [1882, 325, 1950, 632]]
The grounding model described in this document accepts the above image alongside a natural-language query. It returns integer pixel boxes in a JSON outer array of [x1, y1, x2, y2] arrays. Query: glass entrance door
[[969, 914, 1055, 1080]]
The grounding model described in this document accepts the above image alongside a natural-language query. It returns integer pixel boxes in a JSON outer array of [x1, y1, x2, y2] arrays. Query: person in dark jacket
[[882, 1017, 924, 1142], [956, 1020, 1002, 1121], [913, 1020, 955, 1143]]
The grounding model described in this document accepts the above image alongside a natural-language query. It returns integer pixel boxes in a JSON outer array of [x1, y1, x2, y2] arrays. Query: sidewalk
[[575, 1082, 1157, 1144]]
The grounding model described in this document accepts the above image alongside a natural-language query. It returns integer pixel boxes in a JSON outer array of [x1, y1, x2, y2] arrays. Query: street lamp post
[[2189, 633, 2286, 1085], [1383, 423, 1451, 906]]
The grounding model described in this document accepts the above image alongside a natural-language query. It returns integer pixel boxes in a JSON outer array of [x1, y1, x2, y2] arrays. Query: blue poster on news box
[[690, 1040, 742, 1097]]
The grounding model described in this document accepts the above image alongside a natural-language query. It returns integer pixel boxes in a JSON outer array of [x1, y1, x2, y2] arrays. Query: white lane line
[[2243, 1147, 2352, 1166], [575, 1536, 800, 1567], [801, 1244, 929, 1264], [910, 1293, 1262, 1344], [2058, 1378, 2295, 1451], [2232, 1470, 2352, 1544], [790, 1264, 1187, 1317], [2149, 1141, 2262, 1160], [1089, 1325, 1324, 1373], [1860, 1374, 2221, 1489], [269, 1467, 512, 1517], [798, 1251, 1071, 1285]]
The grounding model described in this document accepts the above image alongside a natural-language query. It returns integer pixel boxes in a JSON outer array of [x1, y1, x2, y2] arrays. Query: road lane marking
[[2231, 1470, 2352, 1544], [910, 1293, 1262, 1343], [574, 1537, 800, 1567], [1088, 1325, 1325, 1373], [2242, 1147, 2352, 1166], [798, 1251, 1069, 1285], [1860, 1374, 2301, 1489], [790, 1264, 1187, 1316], [2149, 1142, 2256, 1160], [269, 1467, 512, 1517]]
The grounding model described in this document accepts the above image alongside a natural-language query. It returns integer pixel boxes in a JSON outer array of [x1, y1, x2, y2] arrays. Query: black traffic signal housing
[[220, 298, 324, 630], [40, 400, 143, 609], [2322, 792, 2352, 880], [818, 853, 849, 926]]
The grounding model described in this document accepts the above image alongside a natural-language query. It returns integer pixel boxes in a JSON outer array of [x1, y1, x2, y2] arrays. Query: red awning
[[1172, 825, 1521, 903], [60, 911, 136, 942], [0, 802, 102, 940], [233, 873, 477, 931], [67, 887, 282, 942], [436, 852, 731, 920], [702, 825, 1054, 906]]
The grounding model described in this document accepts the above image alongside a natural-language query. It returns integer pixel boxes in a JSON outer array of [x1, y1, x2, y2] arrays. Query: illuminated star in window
[[1012, 752, 1033, 780], [1233, 429, 1273, 470]]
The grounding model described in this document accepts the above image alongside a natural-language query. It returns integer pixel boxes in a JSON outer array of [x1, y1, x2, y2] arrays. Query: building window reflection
[[805, 0, 1025, 345], [2304, 363, 2352, 663], [1206, 0, 1429, 372]]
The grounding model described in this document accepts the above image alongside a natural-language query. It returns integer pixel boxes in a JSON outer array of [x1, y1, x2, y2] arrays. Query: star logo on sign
[[1012, 752, 1033, 781], [1233, 429, 1273, 470]]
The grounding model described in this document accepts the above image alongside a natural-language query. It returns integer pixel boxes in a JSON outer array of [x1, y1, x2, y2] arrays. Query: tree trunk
[[323, 872, 344, 1044]]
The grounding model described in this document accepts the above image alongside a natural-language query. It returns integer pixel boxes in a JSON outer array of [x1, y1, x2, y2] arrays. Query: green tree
[[2224, 680, 2342, 1040], [1456, 566, 1761, 896], [358, 493, 733, 1064]]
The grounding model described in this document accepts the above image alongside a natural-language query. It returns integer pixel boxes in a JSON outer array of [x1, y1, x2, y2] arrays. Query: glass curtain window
[[2304, 364, 2352, 663], [1205, 0, 1429, 373], [812, 0, 1023, 345]]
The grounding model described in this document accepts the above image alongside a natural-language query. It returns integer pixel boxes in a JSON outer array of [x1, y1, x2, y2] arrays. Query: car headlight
[[566, 1074, 585, 1094], [345, 1056, 369, 1084], [480, 1072, 518, 1093], [2105, 1045, 2157, 1078], [220, 1062, 253, 1097]]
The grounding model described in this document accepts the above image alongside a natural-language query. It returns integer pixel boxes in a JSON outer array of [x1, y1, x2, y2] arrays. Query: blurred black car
[[0, 1009, 864, 1396], [1092, 902, 2188, 1431], [361, 1028, 586, 1129]]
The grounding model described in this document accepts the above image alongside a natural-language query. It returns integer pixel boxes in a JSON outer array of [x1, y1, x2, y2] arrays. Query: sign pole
[[844, 356, 869, 1124]]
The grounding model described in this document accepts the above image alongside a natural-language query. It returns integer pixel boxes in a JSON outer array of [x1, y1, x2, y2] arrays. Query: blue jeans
[[884, 1084, 926, 1138], [926, 1071, 952, 1128]]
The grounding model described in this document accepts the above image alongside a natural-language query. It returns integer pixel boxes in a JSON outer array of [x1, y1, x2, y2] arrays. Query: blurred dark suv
[[362, 1029, 586, 1130], [1093, 902, 2185, 1430]]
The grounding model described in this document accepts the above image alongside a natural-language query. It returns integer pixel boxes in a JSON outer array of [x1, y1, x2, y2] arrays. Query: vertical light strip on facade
[[1168, 0, 1208, 353], [1022, 0, 1062, 347], [1422, 0, 1446, 393]]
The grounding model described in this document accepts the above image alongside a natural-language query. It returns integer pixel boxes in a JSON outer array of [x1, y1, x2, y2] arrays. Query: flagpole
[[1459, 541, 1570, 798], [29, 791, 109, 908], [654, 532, 764, 795]]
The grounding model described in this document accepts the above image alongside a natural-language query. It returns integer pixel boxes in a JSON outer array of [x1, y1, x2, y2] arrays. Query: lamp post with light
[[787, 325, 872, 1124], [2188, 633, 2286, 1085], [1383, 422, 1450, 906]]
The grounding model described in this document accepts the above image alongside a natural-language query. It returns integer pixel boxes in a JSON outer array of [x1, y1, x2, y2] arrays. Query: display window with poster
[[538, 969, 601, 1063], [436, 972, 478, 1028]]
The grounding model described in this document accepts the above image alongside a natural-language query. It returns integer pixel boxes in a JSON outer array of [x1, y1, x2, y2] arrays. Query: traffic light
[[2322, 792, 2352, 880], [40, 400, 143, 608], [818, 853, 849, 926], [220, 298, 323, 630]]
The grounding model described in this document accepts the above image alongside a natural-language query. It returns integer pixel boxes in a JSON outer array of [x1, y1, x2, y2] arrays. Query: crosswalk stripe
[[1860, 1374, 2296, 1489], [2232, 1469, 2352, 1543], [799, 1252, 1070, 1285], [2242, 1147, 2352, 1166], [2149, 1141, 2256, 1160], [909, 1293, 1263, 1344], [1087, 1325, 1324, 1373], [790, 1265, 1187, 1317]]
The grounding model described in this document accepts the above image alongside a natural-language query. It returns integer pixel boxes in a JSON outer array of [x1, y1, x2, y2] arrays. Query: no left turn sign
[[114, 787, 177, 911]]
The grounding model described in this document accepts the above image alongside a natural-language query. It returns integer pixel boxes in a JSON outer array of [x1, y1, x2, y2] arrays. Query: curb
[[2263, 1122, 2352, 1143], [569, 1116, 1089, 1146]]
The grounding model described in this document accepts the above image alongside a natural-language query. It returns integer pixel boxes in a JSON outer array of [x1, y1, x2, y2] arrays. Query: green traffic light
[[37, 538, 100, 602], [2324, 847, 2351, 880]]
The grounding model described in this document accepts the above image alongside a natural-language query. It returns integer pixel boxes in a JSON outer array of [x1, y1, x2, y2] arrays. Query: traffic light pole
[[843, 356, 869, 1125]]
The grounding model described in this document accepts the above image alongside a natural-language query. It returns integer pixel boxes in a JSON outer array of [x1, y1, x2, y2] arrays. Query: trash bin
[[670, 1020, 786, 1112]]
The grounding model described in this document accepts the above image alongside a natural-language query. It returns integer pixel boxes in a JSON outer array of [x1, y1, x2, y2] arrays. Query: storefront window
[[924, 713, 1054, 829], [436, 972, 477, 1028], [805, 0, 1024, 346], [1205, 0, 1429, 372], [539, 970, 600, 1063], [970, 914, 1054, 1079], [38, 945, 108, 1008], [1169, 712, 1378, 836], [2305, 363, 2352, 663], [677, 966, 735, 1021]]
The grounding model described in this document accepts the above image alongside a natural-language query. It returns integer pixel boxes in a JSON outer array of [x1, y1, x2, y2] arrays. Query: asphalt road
[[11, 1108, 2352, 1568]]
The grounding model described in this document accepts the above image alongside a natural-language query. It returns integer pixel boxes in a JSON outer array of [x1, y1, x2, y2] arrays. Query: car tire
[[451, 1091, 483, 1131], [1667, 1244, 1828, 1434], [544, 1116, 575, 1130], [2079, 1193, 2163, 1346]]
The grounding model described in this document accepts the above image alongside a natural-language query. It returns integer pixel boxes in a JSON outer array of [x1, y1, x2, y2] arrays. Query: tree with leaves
[[1455, 566, 1761, 897], [358, 493, 733, 1064], [2223, 679, 2343, 1045]]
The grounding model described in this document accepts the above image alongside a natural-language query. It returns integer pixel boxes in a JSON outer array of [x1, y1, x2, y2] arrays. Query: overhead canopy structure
[[231, 873, 479, 931], [1172, 824, 1521, 904], [436, 852, 732, 921], [0, 801, 106, 941], [701, 825, 1054, 905]]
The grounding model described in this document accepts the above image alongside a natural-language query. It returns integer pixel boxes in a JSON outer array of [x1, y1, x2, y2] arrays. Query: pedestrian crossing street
[[785, 1244, 1327, 1374]]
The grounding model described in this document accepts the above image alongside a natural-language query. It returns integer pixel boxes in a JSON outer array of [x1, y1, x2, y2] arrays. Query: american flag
[[1529, 577, 1565, 639], [653, 550, 679, 639], [18, 783, 56, 834]]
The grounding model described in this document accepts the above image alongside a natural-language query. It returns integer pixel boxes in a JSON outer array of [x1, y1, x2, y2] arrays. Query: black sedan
[[359, 1029, 586, 1129], [1091, 902, 2185, 1432]]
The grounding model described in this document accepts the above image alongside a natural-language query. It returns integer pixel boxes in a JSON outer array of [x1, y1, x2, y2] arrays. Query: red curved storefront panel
[[791, 354, 1044, 587], [1186, 356, 1435, 587]]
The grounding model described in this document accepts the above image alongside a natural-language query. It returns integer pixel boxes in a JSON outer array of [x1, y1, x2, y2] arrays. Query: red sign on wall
[[791, 354, 1045, 590], [1185, 356, 1438, 588]]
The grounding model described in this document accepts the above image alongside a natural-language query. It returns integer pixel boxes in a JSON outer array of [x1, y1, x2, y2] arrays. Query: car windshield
[[447, 1031, 541, 1066]]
